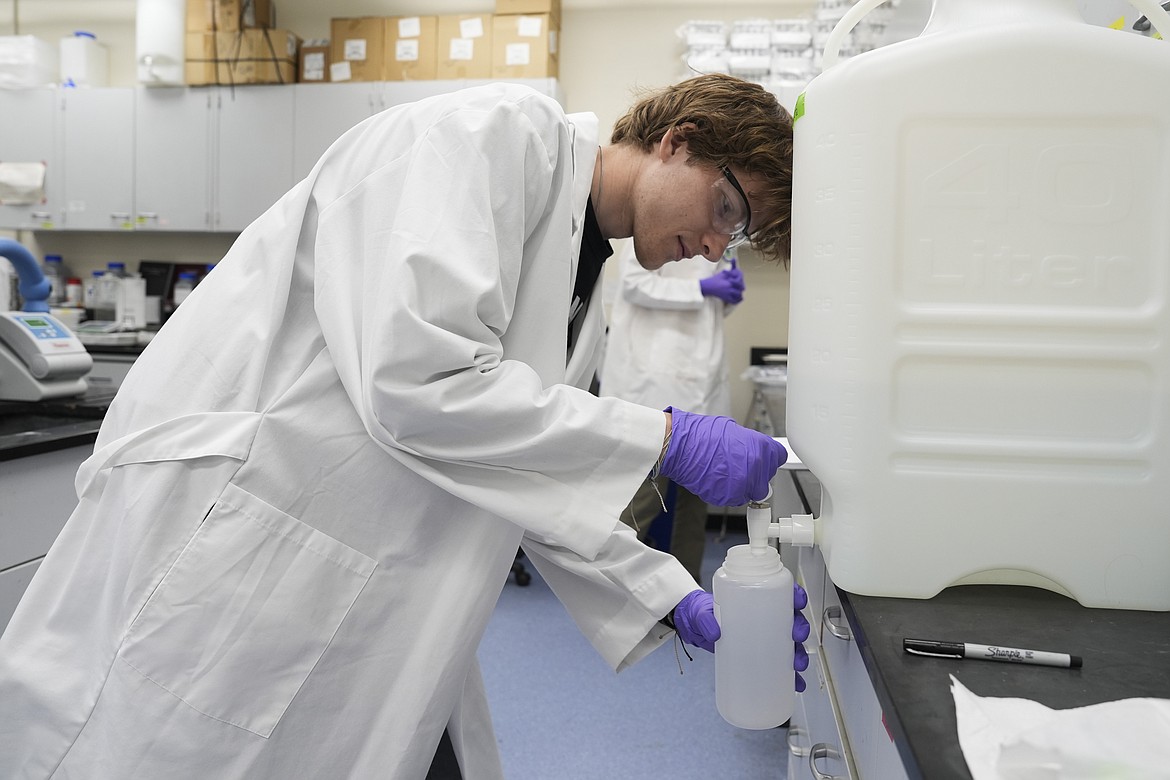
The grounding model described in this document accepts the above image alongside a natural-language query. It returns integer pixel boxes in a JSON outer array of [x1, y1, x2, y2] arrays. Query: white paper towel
[[951, 674, 1170, 779]]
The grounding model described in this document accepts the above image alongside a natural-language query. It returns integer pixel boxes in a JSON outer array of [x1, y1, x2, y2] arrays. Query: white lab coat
[[600, 241, 733, 416], [0, 84, 697, 779]]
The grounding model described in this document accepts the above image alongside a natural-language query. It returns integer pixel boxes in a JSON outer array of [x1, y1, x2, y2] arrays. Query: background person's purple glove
[[673, 589, 720, 652], [699, 266, 745, 304], [659, 408, 787, 506], [794, 583, 811, 693]]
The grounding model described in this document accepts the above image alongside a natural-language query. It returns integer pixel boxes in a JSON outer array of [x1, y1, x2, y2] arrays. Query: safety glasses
[[712, 167, 752, 249]]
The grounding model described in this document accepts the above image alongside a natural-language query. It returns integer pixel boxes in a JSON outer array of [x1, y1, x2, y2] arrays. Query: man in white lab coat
[[0, 75, 796, 779]]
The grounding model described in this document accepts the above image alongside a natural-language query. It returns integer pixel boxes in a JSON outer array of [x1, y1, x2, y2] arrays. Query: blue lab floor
[[478, 524, 789, 780]]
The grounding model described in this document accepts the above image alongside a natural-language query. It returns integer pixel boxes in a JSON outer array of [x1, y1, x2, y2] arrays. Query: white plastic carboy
[[713, 488, 814, 729], [787, 0, 1170, 611]]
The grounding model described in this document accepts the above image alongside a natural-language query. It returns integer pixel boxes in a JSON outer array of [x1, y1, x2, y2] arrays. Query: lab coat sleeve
[[619, 244, 705, 312], [520, 521, 699, 671], [312, 92, 664, 561]]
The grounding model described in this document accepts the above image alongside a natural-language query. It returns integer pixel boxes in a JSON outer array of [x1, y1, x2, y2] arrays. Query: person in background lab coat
[[600, 241, 745, 581], [0, 74, 802, 780]]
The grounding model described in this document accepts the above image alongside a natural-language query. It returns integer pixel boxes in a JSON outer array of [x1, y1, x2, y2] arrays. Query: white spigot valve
[[746, 486, 816, 555]]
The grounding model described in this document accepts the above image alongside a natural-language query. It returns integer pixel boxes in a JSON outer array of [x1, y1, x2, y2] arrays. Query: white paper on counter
[[951, 674, 1170, 779]]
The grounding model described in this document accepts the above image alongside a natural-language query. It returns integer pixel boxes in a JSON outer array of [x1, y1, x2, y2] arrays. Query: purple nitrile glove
[[794, 582, 811, 693], [699, 266, 745, 304], [659, 408, 788, 506], [673, 589, 720, 653]]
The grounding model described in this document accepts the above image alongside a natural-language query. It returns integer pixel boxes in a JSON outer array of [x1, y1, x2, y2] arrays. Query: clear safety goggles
[[712, 166, 753, 249]]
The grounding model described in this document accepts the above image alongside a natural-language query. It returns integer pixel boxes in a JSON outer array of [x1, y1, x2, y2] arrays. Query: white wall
[[1, 0, 811, 422]]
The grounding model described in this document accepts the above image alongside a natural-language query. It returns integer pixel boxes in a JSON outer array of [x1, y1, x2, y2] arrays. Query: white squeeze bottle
[[787, 0, 1170, 611], [713, 499, 794, 730]]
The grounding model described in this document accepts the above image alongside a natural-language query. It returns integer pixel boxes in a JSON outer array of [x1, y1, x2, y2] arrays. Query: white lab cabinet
[[0, 444, 89, 634], [292, 81, 388, 180], [136, 86, 294, 232], [0, 88, 61, 230], [214, 85, 296, 231], [135, 86, 213, 230], [5, 79, 563, 234], [61, 88, 135, 231]]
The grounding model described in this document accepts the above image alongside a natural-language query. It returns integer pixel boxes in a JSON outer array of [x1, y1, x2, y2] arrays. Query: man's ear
[[659, 122, 698, 161]]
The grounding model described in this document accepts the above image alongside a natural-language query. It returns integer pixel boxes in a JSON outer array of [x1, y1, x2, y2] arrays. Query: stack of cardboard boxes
[[312, 0, 560, 84], [185, 0, 301, 86], [184, 0, 562, 86]]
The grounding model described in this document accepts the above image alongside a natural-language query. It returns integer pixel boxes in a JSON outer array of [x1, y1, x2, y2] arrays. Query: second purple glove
[[699, 267, 745, 304], [659, 408, 788, 506], [674, 589, 721, 652]]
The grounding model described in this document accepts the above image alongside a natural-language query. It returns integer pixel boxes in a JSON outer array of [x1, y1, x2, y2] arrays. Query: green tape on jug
[[793, 92, 805, 122]]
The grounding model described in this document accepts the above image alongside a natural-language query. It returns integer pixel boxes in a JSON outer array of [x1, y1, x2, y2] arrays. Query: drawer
[[0, 445, 88, 570], [787, 683, 814, 780], [804, 642, 854, 780], [822, 586, 910, 780]]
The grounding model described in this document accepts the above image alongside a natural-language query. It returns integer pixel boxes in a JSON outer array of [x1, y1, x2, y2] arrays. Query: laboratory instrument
[[786, 0, 1170, 610], [0, 238, 92, 400]]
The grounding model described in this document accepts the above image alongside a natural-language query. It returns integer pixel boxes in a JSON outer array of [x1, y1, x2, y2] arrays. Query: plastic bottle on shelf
[[42, 254, 65, 305], [65, 277, 83, 307], [83, 270, 104, 313], [173, 272, 196, 306]]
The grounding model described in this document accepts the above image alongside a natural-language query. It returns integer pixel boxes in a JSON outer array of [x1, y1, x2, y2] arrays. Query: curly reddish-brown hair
[[611, 73, 794, 264]]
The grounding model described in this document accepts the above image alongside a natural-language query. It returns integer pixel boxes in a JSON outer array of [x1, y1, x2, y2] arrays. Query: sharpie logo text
[[982, 646, 1030, 662]]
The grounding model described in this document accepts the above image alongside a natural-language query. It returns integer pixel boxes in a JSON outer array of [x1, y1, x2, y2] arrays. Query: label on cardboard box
[[449, 39, 475, 61], [460, 18, 485, 38], [303, 51, 326, 80], [396, 40, 419, 62], [331, 61, 352, 81], [517, 16, 543, 37], [344, 39, 367, 61], [550, 30, 558, 54], [398, 17, 421, 38], [505, 43, 531, 66]]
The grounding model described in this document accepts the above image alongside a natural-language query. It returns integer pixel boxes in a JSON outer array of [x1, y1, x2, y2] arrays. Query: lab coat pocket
[[118, 482, 377, 738]]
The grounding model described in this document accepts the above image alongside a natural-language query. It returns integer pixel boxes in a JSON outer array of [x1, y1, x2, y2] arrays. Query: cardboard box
[[384, 16, 437, 81], [329, 17, 384, 82], [495, 0, 561, 23], [492, 13, 558, 79], [185, 28, 299, 85], [186, 0, 272, 33], [300, 38, 330, 82], [436, 14, 492, 80]]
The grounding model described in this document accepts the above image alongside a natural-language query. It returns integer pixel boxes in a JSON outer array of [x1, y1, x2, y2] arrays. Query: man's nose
[[700, 232, 730, 262]]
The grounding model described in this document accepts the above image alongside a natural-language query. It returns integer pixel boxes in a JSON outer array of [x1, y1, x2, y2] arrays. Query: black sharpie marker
[[903, 638, 1082, 669]]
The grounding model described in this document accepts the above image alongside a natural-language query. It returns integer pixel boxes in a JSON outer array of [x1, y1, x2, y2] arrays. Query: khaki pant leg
[[620, 475, 670, 539], [620, 478, 707, 583], [668, 486, 708, 583]]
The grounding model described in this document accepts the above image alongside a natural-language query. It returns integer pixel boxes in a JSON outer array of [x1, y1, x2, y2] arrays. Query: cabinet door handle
[[787, 725, 810, 757], [137, 212, 159, 220], [30, 210, 52, 219], [823, 605, 852, 641], [809, 742, 845, 780]]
